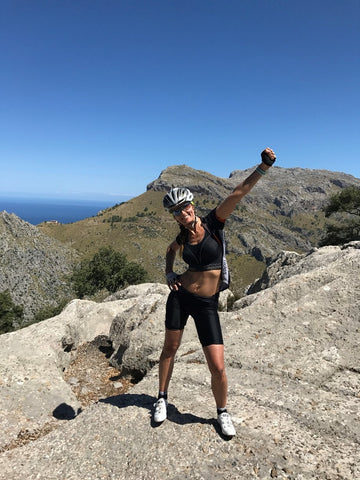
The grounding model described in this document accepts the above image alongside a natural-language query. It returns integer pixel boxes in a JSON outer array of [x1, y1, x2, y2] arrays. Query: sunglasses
[[171, 202, 192, 216]]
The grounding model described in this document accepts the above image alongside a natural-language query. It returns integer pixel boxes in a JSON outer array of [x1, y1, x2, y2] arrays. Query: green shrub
[[71, 247, 148, 298], [320, 187, 360, 246], [0, 290, 24, 334]]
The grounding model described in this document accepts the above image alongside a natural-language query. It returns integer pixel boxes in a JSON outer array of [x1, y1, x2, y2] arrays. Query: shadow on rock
[[100, 394, 217, 431], [53, 403, 82, 420], [167, 404, 213, 427], [166, 405, 232, 440], [100, 393, 155, 410]]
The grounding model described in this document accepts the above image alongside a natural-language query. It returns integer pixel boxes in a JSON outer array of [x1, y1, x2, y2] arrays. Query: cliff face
[[0, 242, 359, 479], [0, 211, 78, 324]]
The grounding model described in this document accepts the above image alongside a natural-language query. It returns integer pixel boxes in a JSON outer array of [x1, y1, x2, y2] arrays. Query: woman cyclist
[[154, 147, 276, 436]]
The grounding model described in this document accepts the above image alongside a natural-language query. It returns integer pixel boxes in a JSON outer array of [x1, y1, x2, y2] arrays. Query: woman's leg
[[204, 344, 236, 437], [158, 328, 184, 393], [203, 343, 236, 436], [154, 328, 184, 422], [202, 344, 227, 408]]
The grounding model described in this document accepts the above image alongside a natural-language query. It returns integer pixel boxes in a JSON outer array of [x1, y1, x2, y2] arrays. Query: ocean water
[[0, 196, 122, 225]]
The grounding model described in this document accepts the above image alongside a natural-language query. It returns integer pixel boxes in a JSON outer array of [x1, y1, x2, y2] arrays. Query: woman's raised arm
[[216, 147, 276, 220]]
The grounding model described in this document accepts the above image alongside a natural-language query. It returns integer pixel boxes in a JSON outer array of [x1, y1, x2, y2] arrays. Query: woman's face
[[173, 203, 196, 227]]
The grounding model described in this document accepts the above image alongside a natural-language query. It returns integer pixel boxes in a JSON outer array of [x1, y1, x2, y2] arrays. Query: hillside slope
[[38, 165, 360, 295]]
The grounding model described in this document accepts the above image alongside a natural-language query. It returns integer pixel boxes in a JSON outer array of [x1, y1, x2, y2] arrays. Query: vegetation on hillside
[[319, 186, 360, 246], [1, 244, 149, 331], [0, 290, 24, 334], [71, 246, 148, 298]]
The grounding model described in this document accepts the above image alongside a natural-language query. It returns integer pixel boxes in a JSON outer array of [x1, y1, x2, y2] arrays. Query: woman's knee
[[203, 344, 226, 377], [161, 342, 180, 358], [210, 364, 226, 380], [161, 329, 183, 357]]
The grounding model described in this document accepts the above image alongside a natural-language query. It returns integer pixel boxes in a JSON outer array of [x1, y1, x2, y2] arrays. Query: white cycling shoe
[[153, 398, 167, 423], [217, 412, 236, 436]]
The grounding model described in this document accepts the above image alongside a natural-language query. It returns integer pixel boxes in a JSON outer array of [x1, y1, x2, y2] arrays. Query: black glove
[[261, 149, 276, 166]]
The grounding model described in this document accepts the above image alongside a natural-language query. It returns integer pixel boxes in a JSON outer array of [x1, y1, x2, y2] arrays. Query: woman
[[154, 147, 276, 436]]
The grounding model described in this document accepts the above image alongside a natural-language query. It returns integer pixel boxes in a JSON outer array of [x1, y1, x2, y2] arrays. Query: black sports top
[[183, 229, 222, 271], [176, 209, 225, 272]]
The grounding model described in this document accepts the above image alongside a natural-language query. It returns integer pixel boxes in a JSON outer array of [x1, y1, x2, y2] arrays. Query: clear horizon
[[0, 192, 133, 203], [0, 195, 122, 225], [1, 162, 359, 203], [1, 0, 359, 199]]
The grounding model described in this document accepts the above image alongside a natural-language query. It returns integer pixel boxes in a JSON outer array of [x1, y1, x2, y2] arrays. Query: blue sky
[[1, 0, 359, 201]]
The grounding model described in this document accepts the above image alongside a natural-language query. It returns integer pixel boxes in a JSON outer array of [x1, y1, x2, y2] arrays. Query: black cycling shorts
[[165, 286, 223, 347]]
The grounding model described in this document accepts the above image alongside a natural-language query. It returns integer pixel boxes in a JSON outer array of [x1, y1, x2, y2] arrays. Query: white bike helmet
[[163, 187, 194, 211]]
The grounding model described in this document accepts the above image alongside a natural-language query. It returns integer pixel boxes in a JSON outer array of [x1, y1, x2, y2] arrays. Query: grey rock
[[109, 285, 169, 381], [247, 241, 358, 294]]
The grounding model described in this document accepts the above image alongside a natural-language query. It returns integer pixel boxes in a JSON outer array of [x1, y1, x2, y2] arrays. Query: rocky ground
[[63, 336, 133, 408], [0, 244, 359, 479], [1, 337, 133, 454]]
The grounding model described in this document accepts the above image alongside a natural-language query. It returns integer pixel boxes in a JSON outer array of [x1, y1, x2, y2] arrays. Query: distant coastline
[[0, 196, 128, 225]]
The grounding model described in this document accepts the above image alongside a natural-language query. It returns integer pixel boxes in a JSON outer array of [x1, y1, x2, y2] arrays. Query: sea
[[0, 196, 129, 225]]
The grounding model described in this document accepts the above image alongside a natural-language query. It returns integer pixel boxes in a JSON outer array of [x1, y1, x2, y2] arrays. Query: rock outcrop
[[0, 243, 359, 479]]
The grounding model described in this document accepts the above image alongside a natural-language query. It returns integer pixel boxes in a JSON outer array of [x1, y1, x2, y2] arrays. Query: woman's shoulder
[[176, 228, 188, 245], [202, 208, 225, 231]]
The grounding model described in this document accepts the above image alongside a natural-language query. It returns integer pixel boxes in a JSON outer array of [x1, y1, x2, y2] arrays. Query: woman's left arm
[[216, 147, 276, 220]]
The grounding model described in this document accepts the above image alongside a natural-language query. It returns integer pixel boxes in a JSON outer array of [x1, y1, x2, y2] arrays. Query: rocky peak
[[150, 164, 360, 214], [147, 164, 233, 198]]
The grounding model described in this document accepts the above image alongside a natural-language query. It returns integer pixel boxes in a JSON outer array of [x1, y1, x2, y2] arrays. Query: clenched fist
[[261, 148, 276, 166]]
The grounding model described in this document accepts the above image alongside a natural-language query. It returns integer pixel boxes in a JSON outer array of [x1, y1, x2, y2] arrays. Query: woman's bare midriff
[[179, 269, 222, 297]]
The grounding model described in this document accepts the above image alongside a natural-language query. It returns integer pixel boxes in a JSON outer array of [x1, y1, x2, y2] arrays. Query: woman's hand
[[216, 147, 277, 220], [261, 147, 276, 166], [166, 272, 181, 291]]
